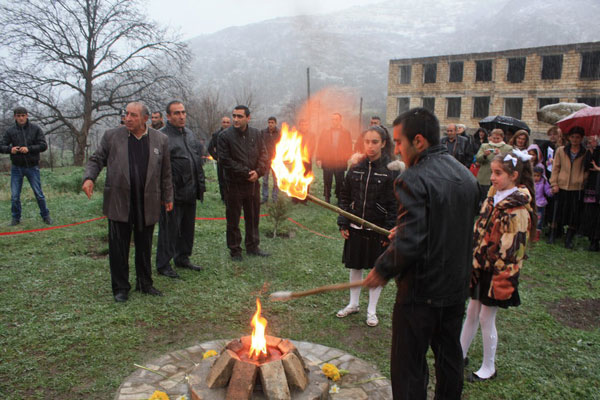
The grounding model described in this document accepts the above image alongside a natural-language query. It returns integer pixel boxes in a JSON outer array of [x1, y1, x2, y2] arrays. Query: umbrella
[[536, 102, 590, 125], [479, 115, 530, 134], [556, 106, 600, 136]]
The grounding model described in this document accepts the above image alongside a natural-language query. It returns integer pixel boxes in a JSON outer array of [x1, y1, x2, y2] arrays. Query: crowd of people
[[2, 101, 599, 399]]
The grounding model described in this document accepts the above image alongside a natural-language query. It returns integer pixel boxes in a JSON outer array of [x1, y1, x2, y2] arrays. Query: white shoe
[[366, 313, 378, 327], [336, 305, 360, 318]]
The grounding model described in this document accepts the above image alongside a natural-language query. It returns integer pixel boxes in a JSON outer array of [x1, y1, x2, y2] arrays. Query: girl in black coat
[[335, 126, 401, 327]]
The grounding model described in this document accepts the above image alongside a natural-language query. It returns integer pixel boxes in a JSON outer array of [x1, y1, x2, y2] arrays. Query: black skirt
[[342, 226, 387, 270], [556, 189, 584, 228], [470, 269, 521, 309]]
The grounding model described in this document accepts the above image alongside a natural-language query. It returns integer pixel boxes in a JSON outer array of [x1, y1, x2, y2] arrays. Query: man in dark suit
[[82, 102, 173, 302]]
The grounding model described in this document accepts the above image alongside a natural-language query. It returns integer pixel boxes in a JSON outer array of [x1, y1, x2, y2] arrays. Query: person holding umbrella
[[549, 127, 589, 248]]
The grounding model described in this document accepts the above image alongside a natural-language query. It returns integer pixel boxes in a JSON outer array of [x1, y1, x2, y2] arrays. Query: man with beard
[[364, 108, 479, 400]]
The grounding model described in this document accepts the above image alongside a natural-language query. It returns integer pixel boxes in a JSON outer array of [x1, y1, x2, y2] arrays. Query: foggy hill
[[187, 0, 600, 121]]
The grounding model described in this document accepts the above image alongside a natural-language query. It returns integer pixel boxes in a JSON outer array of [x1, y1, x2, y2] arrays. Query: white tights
[[348, 269, 382, 315], [460, 299, 498, 379]]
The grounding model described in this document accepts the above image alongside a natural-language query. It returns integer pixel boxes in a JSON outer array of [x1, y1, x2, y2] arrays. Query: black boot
[[546, 227, 556, 245], [565, 229, 575, 249], [588, 240, 600, 252]]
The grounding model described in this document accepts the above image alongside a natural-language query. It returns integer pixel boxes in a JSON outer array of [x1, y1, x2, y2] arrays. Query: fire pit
[[188, 299, 327, 400]]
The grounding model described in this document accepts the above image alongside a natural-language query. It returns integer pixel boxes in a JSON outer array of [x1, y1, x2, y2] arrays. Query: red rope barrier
[[0, 216, 107, 236], [1, 214, 336, 240]]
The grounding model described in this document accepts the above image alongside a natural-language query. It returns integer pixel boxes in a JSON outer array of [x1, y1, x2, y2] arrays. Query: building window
[[541, 55, 563, 80], [398, 65, 412, 84], [422, 97, 435, 113], [473, 97, 490, 118], [446, 97, 461, 118], [423, 63, 437, 83], [577, 97, 600, 107], [449, 61, 463, 82], [397, 97, 410, 114], [475, 60, 492, 82], [580, 51, 600, 79], [538, 98, 560, 109], [507, 57, 526, 83], [504, 98, 523, 120]]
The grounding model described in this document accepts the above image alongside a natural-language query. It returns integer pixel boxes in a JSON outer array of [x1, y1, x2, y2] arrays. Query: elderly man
[[0, 106, 52, 226], [365, 108, 480, 400], [156, 100, 205, 278], [441, 123, 472, 167], [83, 102, 173, 302]]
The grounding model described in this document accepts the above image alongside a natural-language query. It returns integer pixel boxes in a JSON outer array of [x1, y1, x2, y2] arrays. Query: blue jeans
[[261, 168, 278, 202], [11, 165, 50, 220]]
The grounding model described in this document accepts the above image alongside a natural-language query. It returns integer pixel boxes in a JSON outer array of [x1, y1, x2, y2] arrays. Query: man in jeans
[[0, 106, 52, 226]]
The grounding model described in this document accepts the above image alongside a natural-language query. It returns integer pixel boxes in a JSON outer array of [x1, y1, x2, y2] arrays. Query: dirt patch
[[546, 297, 600, 330]]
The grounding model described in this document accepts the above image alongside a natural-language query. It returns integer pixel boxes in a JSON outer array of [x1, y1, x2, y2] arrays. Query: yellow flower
[[322, 363, 341, 381], [148, 390, 169, 400], [203, 350, 218, 359]]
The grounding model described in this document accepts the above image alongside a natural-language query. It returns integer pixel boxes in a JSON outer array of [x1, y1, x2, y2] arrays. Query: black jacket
[[337, 155, 398, 233], [261, 127, 281, 160], [207, 128, 224, 160], [441, 135, 472, 167], [160, 122, 205, 204], [374, 145, 480, 306], [217, 125, 269, 187], [0, 120, 47, 167]]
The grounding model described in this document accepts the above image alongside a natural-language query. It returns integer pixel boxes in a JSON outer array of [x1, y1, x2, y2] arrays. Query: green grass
[[0, 164, 599, 399]]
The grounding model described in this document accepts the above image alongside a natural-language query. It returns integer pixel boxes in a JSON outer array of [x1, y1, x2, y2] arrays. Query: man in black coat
[[261, 116, 281, 203], [365, 108, 480, 400], [442, 123, 473, 168], [217, 105, 270, 261], [156, 101, 206, 278], [0, 106, 51, 226], [207, 116, 231, 202]]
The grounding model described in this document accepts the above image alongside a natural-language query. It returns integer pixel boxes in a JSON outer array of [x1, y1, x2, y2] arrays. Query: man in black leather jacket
[[217, 105, 270, 261], [156, 101, 206, 278], [207, 116, 231, 201], [0, 106, 51, 225], [365, 108, 480, 400]]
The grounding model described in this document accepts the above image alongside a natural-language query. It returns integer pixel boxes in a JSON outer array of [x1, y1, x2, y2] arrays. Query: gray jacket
[[83, 126, 173, 225]]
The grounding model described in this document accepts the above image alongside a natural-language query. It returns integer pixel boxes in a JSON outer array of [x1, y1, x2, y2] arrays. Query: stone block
[[206, 349, 239, 388], [265, 335, 282, 348], [240, 335, 252, 349], [226, 361, 258, 400], [281, 353, 308, 391], [225, 339, 244, 354], [259, 359, 291, 400], [277, 340, 306, 371]]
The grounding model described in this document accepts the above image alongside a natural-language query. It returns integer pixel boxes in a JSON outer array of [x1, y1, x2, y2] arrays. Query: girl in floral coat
[[460, 150, 537, 382]]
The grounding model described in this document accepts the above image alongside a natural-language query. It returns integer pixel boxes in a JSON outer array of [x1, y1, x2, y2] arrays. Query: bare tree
[[185, 89, 230, 140], [0, 0, 190, 165]]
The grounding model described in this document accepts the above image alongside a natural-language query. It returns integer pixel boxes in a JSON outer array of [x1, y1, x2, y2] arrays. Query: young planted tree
[[0, 0, 190, 165]]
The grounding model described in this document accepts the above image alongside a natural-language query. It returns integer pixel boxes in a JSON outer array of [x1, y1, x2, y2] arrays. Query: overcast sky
[[147, 0, 382, 39]]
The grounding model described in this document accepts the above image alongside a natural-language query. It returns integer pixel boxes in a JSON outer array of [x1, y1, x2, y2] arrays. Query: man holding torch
[[364, 108, 480, 400]]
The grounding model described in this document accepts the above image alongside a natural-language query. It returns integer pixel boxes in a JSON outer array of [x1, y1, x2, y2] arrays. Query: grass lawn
[[0, 164, 599, 399]]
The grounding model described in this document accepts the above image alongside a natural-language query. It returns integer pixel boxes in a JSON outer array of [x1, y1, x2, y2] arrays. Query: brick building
[[387, 42, 600, 137]]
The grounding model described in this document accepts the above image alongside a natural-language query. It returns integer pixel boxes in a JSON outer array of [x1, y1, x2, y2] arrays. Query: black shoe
[[43, 216, 53, 225], [247, 249, 270, 257], [467, 371, 497, 382], [176, 261, 203, 271], [231, 254, 243, 261], [114, 292, 128, 302], [141, 286, 163, 296], [588, 240, 600, 252], [10, 219, 20, 226], [158, 266, 180, 278]]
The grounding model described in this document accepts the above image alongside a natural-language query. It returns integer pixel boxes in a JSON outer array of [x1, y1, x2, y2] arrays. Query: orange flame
[[271, 123, 314, 200], [248, 298, 268, 358]]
